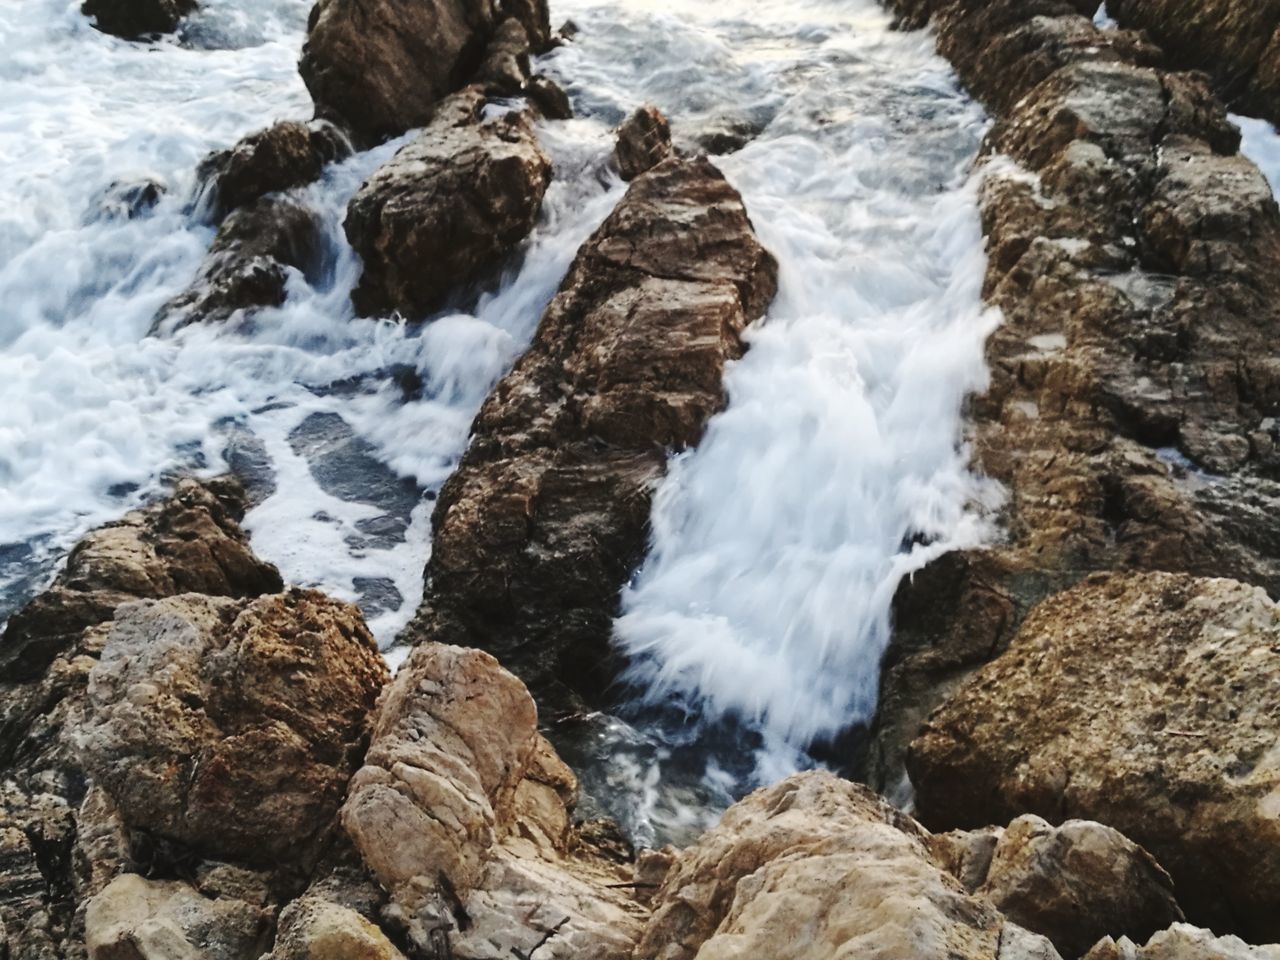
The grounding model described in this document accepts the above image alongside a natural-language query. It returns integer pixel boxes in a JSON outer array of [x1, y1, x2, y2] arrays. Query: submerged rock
[[612, 105, 673, 181], [299, 0, 497, 146], [908, 572, 1280, 942], [81, 0, 196, 38], [344, 89, 552, 318], [409, 155, 777, 715]]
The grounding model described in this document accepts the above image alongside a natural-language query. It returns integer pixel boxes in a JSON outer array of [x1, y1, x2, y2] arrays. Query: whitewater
[[1, 0, 999, 839]]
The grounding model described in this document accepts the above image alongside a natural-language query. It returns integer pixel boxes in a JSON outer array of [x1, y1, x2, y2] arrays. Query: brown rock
[[264, 894, 406, 960], [612, 105, 673, 181], [81, 0, 195, 38], [527, 75, 573, 120], [500, 0, 552, 52], [342, 643, 646, 959], [299, 0, 497, 146], [1085, 925, 1280, 960], [473, 17, 533, 97], [908, 572, 1280, 942], [408, 155, 777, 715], [344, 90, 552, 318], [80, 589, 388, 869]]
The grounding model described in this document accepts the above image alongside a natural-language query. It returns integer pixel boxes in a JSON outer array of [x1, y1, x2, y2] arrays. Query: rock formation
[[406, 155, 778, 715], [344, 88, 552, 319], [908, 572, 1280, 942], [612, 105, 674, 181], [81, 0, 195, 39], [1086, 925, 1280, 960]]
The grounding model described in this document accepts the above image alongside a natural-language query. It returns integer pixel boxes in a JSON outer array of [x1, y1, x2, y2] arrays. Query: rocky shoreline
[[5, 0, 1279, 956]]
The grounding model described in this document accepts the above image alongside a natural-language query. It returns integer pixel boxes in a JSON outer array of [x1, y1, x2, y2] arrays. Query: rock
[[265, 894, 406, 960], [299, 0, 497, 146], [527, 75, 573, 120], [934, 816, 1183, 959], [473, 17, 533, 97], [1085, 925, 1280, 960], [500, 0, 552, 52], [908, 572, 1280, 942], [79, 588, 388, 870], [154, 197, 323, 332], [612, 105, 673, 180], [407, 156, 777, 716], [197, 120, 349, 222], [0, 478, 280, 683], [342, 643, 646, 959], [81, 0, 195, 38], [84, 874, 272, 960], [89, 179, 166, 222], [344, 90, 552, 318], [636, 770, 1064, 960]]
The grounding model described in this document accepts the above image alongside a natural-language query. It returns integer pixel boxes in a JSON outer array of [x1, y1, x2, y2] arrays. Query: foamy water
[[3, 0, 996, 842]]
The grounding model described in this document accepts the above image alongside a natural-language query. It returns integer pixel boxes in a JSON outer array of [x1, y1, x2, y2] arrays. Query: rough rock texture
[[344, 89, 552, 318], [500, 0, 552, 52], [636, 771, 1064, 960], [1086, 925, 1280, 960], [406, 156, 777, 715], [80, 589, 387, 869], [932, 816, 1184, 959], [154, 197, 323, 332], [909, 572, 1280, 942], [197, 120, 350, 221], [264, 892, 406, 960], [342, 643, 646, 960], [298, 0, 497, 146], [870, 0, 1280, 819], [1105, 0, 1280, 127], [84, 873, 273, 960], [612, 105, 673, 181], [81, 0, 195, 38]]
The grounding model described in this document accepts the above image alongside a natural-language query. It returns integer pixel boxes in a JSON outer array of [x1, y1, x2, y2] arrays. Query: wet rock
[[197, 120, 349, 221], [79, 589, 388, 869], [500, 0, 552, 52], [81, 0, 196, 39], [154, 197, 323, 332], [342, 643, 646, 959], [344, 90, 552, 318], [612, 105, 673, 181], [88, 179, 166, 222], [636, 770, 1063, 960], [84, 874, 272, 960], [408, 156, 777, 716], [908, 572, 1280, 942], [474, 17, 533, 97], [0, 478, 279, 684], [528, 75, 573, 120], [299, 0, 497, 146], [1085, 925, 1280, 960], [934, 816, 1184, 959]]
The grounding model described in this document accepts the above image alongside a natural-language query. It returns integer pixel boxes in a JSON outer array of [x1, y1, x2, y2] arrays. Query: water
[[2, 0, 997, 843]]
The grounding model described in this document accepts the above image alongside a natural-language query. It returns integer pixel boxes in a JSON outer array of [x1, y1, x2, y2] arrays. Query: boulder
[[500, 0, 552, 52], [0, 477, 280, 683], [636, 771, 1064, 960], [908, 572, 1280, 942], [197, 120, 350, 222], [84, 874, 272, 960], [612, 105, 673, 181], [344, 89, 552, 318], [265, 894, 406, 960], [154, 197, 324, 332], [473, 17, 533, 97], [1085, 925, 1280, 960], [299, 0, 497, 146], [342, 643, 646, 959], [933, 816, 1184, 959], [79, 589, 388, 868], [528, 75, 573, 120], [408, 155, 777, 715], [81, 0, 195, 38]]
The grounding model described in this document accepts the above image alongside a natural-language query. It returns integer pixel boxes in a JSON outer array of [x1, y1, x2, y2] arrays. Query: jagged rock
[[265, 894, 406, 960], [612, 105, 673, 180], [79, 589, 388, 869], [299, 0, 497, 146], [344, 89, 551, 318], [1085, 925, 1280, 960], [81, 0, 195, 38], [197, 120, 350, 221], [89, 179, 166, 222], [84, 874, 272, 960], [473, 17, 532, 97], [527, 75, 573, 120], [0, 478, 280, 684], [407, 156, 777, 715], [908, 572, 1280, 942], [636, 771, 1064, 960], [342, 643, 645, 959], [500, 0, 552, 52], [153, 197, 323, 332], [933, 816, 1184, 958]]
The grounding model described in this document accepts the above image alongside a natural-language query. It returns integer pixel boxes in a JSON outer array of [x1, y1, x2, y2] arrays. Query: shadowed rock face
[[298, 0, 498, 147], [612, 105, 674, 181], [405, 155, 778, 717], [81, 0, 196, 39], [907, 572, 1280, 943], [343, 89, 552, 319], [1104, 0, 1280, 127]]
